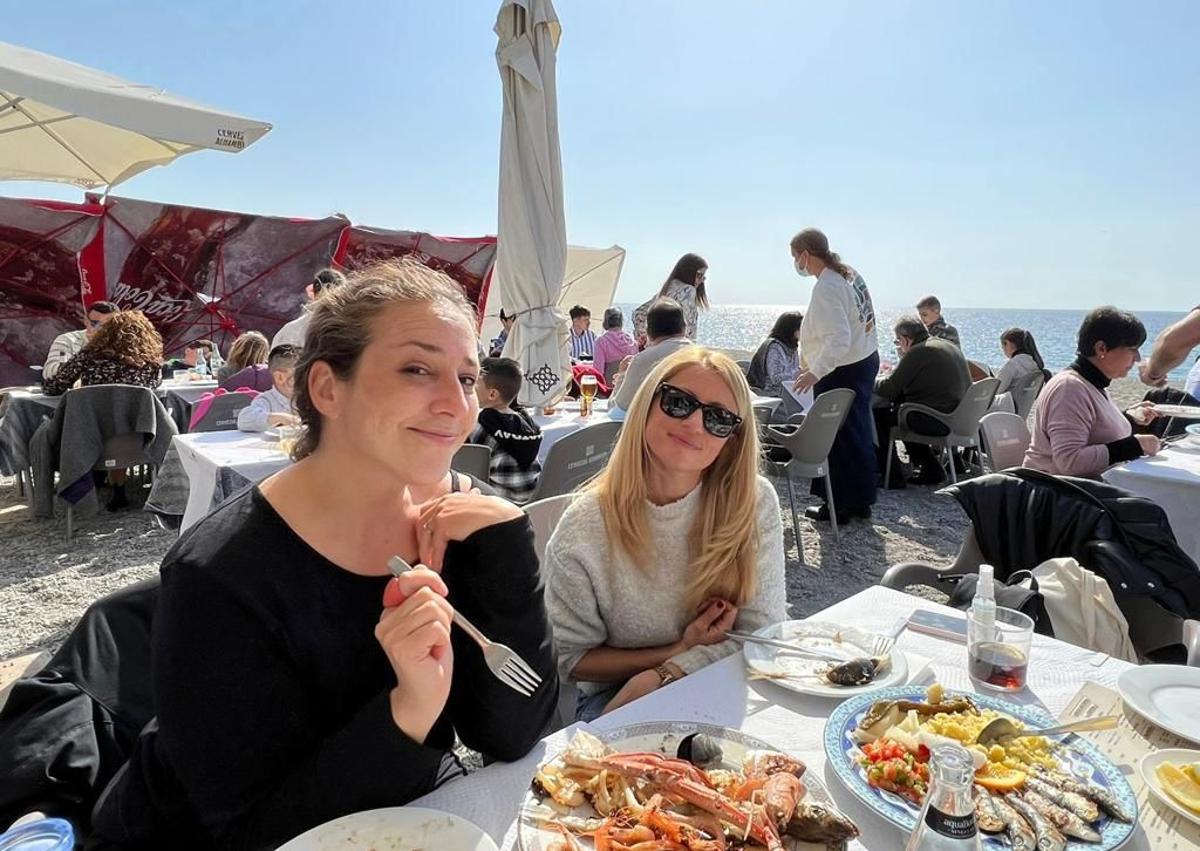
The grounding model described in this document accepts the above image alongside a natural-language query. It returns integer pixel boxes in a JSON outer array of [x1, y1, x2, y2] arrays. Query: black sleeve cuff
[[1106, 435, 1144, 465]]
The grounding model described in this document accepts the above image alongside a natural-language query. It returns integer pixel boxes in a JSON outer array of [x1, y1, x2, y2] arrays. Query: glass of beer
[[579, 374, 598, 417]]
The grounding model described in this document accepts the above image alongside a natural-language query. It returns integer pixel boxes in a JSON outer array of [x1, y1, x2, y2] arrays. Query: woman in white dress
[[632, 253, 709, 346]]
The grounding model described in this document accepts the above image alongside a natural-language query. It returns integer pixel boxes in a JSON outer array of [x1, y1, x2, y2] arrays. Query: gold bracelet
[[654, 664, 677, 686]]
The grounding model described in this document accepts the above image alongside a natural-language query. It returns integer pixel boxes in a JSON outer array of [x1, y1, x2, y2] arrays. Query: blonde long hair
[[587, 347, 761, 610]]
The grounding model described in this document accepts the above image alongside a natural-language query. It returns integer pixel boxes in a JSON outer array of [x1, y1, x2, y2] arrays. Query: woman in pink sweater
[[1025, 307, 1161, 478]]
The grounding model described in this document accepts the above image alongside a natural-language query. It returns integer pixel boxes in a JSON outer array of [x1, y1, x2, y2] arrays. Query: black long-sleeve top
[[88, 487, 557, 850]]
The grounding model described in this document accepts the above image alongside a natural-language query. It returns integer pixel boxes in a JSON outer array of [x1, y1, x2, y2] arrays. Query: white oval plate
[[277, 806, 498, 851], [517, 722, 852, 851], [742, 620, 908, 697], [1118, 665, 1200, 744], [1139, 748, 1200, 827]]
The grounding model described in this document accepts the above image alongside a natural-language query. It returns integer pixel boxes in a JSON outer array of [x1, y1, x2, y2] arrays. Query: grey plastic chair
[[527, 420, 622, 501], [885, 378, 1000, 486], [67, 433, 155, 542], [979, 411, 1031, 472], [524, 493, 573, 566], [451, 443, 492, 484], [1009, 370, 1045, 419], [187, 391, 255, 432], [762, 388, 855, 544], [879, 527, 985, 592]]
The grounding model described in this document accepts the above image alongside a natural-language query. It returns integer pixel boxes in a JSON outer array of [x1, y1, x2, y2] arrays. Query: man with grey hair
[[591, 306, 639, 384], [874, 315, 971, 486]]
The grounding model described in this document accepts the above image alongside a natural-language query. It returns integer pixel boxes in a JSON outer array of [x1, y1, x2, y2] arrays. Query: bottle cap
[[977, 563, 995, 601]]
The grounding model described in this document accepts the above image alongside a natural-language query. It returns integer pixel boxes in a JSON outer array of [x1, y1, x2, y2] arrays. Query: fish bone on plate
[[742, 620, 908, 697], [276, 806, 497, 851]]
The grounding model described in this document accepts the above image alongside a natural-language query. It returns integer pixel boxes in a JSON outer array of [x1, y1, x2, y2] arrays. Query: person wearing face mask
[[1024, 306, 1161, 479], [789, 229, 879, 524]]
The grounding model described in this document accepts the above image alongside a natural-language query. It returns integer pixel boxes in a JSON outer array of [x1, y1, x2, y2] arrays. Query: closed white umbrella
[[0, 41, 271, 189], [493, 0, 568, 406]]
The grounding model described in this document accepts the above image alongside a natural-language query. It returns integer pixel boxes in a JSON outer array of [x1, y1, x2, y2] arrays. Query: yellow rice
[[922, 710, 1058, 772]]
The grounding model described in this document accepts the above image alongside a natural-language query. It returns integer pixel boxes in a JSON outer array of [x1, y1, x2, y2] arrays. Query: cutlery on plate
[[386, 556, 542, 697], [974, 714, 1120, 747], [726, 631, 861, 663]]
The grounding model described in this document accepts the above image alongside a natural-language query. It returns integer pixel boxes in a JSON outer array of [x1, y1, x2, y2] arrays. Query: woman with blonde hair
[[216, 330, 270, 385], [546, 347, 786, 721], [88, 259, 556, 848]]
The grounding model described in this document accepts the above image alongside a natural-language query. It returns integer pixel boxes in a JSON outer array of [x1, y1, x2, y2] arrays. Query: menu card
[[1060, 682, 1200, 848]]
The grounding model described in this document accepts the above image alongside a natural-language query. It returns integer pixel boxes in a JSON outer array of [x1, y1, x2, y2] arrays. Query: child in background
[[237, 345, 301, 432], [469, 357, 543, 503]]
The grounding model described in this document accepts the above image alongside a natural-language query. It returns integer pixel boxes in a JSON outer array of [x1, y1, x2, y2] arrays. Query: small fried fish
[[1023, 789, 1102, 842]]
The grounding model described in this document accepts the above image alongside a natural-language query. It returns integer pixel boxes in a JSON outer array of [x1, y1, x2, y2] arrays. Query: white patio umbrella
[[493, 0, 569, 406], [0, 41, 271, 189]]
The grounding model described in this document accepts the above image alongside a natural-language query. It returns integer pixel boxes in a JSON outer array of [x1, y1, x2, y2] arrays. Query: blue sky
[[6, 1, 1198, 309]]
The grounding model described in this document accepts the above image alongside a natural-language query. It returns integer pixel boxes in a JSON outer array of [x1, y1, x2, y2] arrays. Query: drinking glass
[[579, 374, 598, 416], [172, 369, 189, 382], [967, 605, 1034, 692]]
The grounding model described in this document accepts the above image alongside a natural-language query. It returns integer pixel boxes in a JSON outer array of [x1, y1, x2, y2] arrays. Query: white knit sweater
[[544, 476, 788, 695]]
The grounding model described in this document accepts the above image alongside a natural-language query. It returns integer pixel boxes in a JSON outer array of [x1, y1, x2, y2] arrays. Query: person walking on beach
[[632, 253, 709, 346], [790, 229, 879, 524]]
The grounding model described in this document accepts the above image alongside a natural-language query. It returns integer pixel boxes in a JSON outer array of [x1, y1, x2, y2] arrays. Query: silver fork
[[386, 556, 542, 698]]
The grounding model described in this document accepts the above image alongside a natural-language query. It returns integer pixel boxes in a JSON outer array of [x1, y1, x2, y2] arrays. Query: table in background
[[0, 388, 59, 477], [410, 586, 1148, 850], [1105, 443, 1200, 565], [161, 431, 290, 531], [158, 379, 219, 430]]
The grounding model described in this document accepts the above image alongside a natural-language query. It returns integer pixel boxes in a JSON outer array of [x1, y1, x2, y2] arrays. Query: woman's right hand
[[1136, 434, 1162, 457], [376, 567, 454, 743], [681, 599, 738, 649]]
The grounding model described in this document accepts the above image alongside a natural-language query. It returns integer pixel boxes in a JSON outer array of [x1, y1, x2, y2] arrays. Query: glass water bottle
[[904, 743, 981, 851]]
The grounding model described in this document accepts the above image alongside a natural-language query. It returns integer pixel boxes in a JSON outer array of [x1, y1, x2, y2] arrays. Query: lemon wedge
[[1186, 762, 1200, 785], [974, 762, 1027, 792], [1156, 762, 1200, 813]]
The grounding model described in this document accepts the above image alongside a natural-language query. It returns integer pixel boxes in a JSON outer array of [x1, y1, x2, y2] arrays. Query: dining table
[[1104, 442, 1200, 566], [408, 585, 1156, 850]]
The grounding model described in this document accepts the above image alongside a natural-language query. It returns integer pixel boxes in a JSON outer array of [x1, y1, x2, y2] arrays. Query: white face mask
[[794, 255, 813, 278]]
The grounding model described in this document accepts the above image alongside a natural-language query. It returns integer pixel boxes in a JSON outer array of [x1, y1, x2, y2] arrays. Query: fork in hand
[[386, 556, 542, 697]]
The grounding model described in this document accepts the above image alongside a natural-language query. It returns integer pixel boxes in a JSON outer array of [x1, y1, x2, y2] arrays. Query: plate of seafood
[[520, 723, 861, 850], [741, 621, 908, 697], [823, 683, 1137, 850]]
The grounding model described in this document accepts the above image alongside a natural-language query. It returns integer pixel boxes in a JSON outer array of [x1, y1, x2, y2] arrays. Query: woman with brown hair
[[546, 346, 786, 721], [216, 330, 270, 385], [632, 253, 710, 346], [88, 259, 556, 849], [789, 228, 879, 524], [42, 310, 163, 396]]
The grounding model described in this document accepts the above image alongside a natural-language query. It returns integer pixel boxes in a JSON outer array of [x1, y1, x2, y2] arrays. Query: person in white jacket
[[790, 228, 880, 524], [272, 269, 346, 349]]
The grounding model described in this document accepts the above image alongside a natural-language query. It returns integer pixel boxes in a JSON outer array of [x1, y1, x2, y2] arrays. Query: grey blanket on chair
[[30, 386, 177, 518]]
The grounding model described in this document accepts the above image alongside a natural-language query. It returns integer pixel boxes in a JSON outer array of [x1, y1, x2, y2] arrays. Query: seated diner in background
[[608, 298, 694, 419], [568, 304, 596, 361], [236, 344, 301, 432], [488, 308, 516, 357], [216, 330, 269, 386], [545, 346, 787, 722], [1024, 306, 1161, 479], [591, 306, 639, 385], [873, 315, 971, 487], [745, 310, 803, 397], [41, 310, 164, 397], [41, 300, 117, 380], [469, 357, 543, 504], [86, 259, 557, 849], [272, 267, 347, 349], [995, 326, 1050, 395], [162, 339, 217, 377], [916, 294, 960, 347]]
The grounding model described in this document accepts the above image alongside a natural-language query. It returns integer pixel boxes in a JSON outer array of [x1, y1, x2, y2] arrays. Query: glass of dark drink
[[967, 606, 1034, 692]]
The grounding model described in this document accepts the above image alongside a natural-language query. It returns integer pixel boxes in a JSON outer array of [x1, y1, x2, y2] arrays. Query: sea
[[615, 304, 1195, 383]]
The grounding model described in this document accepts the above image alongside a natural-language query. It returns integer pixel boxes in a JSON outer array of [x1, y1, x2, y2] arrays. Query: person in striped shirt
[[569, 305, 596, 361]]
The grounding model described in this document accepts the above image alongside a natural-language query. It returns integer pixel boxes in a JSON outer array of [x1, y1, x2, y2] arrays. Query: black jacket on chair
[[941, 468, 1200, 619]]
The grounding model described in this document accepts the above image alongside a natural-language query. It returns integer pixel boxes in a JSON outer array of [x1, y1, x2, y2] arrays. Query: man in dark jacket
[[875, 315, 971, 485], [469, 358, 543, 503]]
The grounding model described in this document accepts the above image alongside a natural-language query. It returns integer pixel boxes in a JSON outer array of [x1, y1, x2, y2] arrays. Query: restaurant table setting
[[333, 585, 1200, 851]]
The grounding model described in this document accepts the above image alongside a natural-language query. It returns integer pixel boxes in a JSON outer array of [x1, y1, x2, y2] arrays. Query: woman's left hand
[[417, 492, 524, 572], [1126, 400, 1160, 426], [601, 664, 685, 716]]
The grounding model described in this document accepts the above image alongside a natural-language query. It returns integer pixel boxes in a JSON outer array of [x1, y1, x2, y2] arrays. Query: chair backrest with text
[[980, 411, 1031, 472], [529, 420, 622, 501], [947, 378, 1001, 437], [189, 390, 258, 432]]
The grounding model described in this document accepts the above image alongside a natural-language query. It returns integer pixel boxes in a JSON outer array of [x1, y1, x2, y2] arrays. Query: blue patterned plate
[[823, 686, 1138, 849]]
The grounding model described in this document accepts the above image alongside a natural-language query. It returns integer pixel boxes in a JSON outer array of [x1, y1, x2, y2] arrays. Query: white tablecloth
[[174, 431, 290, 530], [1104, 443, 1200, 565], [411, 586, 1148, 850]]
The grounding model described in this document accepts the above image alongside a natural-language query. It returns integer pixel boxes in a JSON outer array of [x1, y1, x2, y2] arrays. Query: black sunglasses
[[656, 382, 743, 438]]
